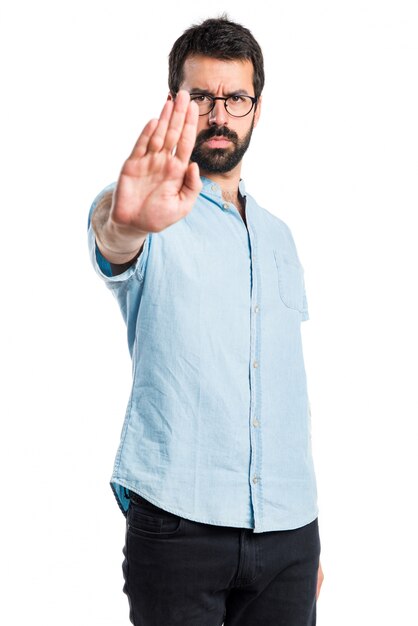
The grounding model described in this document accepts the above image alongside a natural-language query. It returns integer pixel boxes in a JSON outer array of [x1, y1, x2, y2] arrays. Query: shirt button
[[253, 360, 259, 368], [252, 476, 259, 484], [254, 305, 260, 313], [223, 203, 229, 209], [211, 184, 217, 192], [252, 418, 260, 427]]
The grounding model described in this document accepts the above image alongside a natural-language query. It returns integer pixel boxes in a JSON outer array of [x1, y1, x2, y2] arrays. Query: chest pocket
[[273, 249, 306, 313]]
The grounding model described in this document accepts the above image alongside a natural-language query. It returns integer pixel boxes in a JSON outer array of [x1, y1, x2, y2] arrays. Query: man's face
[[177, 55, 261, 174]]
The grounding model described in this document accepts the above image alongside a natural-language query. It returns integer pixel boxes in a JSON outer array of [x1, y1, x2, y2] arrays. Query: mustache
[[195, 126, 238, 145]]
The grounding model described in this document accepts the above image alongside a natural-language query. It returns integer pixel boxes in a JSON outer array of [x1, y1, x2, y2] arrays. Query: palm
[[111, 91, 202, 234]]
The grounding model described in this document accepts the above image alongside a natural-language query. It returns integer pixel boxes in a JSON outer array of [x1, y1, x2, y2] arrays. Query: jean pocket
[[127, 496, 183, 537], [273, 249, 306, 313]]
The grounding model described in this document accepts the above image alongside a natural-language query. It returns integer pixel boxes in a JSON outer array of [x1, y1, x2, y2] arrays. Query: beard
[[190, 118, 255, 173]]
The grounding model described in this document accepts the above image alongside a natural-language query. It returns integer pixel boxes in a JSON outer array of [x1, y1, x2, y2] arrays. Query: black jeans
[[122, 492, 320, 626]]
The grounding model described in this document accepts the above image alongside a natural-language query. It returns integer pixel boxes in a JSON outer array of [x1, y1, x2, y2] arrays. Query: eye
[[229, 95, 246, 103], [190, 94, 211, 103]]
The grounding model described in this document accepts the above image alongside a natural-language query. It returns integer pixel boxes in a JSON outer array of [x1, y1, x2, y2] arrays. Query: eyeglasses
[[189, 93, 258, 118]]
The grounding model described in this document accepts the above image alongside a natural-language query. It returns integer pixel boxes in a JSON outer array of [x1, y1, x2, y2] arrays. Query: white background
[[1, 1, 417, 624]]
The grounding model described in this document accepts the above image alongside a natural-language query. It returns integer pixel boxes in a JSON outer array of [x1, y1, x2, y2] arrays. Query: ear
[[253, 95, 262, 128]]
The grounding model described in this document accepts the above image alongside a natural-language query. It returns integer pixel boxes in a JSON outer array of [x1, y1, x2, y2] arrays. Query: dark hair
[[168, 15, 265, 99]]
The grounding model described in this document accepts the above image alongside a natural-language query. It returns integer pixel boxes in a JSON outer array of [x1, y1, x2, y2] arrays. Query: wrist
[[107, 217, 148, 241], [95, 219, 148, 264]]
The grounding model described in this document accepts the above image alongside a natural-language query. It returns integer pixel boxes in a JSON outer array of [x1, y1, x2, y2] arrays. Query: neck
[[199, 163, 242, 207]]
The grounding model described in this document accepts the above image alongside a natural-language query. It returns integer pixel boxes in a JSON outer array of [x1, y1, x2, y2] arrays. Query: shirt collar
[[200, 176, 247, 204]]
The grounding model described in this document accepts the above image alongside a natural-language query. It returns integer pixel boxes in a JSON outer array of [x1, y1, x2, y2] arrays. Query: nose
[[208, 99, 228, 126]]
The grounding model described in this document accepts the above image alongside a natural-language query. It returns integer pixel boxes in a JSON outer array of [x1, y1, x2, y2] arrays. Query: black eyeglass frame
[[188, 93, 258, 118]]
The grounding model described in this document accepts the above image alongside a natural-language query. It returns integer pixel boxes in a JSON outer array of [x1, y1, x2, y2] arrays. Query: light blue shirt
[[88, 176, 318, 533]]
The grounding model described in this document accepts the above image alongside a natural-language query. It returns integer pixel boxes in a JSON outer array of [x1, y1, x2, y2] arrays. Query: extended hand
[[110, 90, 202, 234], [316, 560, 324, 600]]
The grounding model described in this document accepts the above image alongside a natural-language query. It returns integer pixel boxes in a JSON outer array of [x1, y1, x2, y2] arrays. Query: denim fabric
[[88, 176, 318, 533], [122, 493, 320, 625]]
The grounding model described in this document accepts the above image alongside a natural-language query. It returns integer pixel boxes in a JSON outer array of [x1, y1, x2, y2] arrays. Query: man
[[88, 15, 323, 626]]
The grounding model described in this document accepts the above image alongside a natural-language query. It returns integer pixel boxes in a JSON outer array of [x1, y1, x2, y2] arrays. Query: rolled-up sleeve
[[87, 183, 150, 285]]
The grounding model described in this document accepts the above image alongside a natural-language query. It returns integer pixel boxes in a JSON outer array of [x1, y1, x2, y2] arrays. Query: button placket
[[247, 219, 263, 528]]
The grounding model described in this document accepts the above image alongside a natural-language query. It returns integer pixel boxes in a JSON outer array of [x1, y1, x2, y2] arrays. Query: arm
[[90, 91, 201, 267], [91, 189, 148, 266]]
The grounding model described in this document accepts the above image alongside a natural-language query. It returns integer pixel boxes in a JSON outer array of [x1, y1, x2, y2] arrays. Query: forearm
[[91, 190, 148, 264]]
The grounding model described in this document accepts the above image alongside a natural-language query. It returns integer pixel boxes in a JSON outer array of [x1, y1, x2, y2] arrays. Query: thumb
[[181, 161, 202, 204]]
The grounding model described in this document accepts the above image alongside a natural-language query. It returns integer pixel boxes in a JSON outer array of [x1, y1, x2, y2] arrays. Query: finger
[[162, 90, 191, 153], [147, 99, 174, 153], [175, 99, 199, 164], [180, 161, 202, 207], [129, 118, 159, 159]]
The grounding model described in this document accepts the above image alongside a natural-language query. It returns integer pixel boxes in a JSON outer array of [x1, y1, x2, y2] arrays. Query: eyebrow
[[189, 88, 251, 96]]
